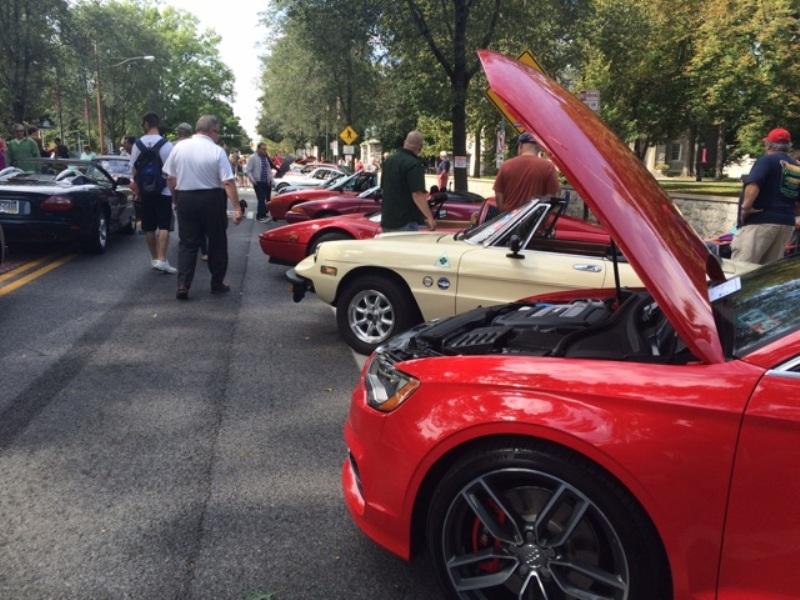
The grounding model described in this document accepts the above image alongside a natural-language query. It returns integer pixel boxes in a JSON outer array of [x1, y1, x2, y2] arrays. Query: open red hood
[[480, 50, 725, 363]]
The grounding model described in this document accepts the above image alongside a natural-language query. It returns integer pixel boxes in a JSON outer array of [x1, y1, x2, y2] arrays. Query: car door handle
[[573, 263, 602, 273]]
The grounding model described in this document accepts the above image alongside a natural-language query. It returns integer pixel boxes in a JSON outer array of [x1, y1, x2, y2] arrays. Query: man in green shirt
[[7, 124, 40, 169], [380, 130, 436, 232]]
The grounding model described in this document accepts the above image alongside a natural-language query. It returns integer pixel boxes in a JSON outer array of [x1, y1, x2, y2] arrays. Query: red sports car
[[261, 192, 608, 266], [267, 171, 377, 220], [342, 50, 799, 600], [285, 186, 486, 223]]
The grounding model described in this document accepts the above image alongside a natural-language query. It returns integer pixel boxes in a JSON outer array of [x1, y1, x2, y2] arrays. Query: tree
[[386, 0, 501, 191], [576, 0, 694, 158], [0, 0, 69, 126]]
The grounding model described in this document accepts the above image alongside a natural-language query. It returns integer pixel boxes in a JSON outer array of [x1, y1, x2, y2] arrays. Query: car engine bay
[[387, 291, 693, 364]]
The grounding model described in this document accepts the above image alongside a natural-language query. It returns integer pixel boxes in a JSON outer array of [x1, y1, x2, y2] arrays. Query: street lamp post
[[94, 42, 154, 153]]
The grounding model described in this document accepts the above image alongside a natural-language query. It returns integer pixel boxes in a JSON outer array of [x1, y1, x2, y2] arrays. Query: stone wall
[[424, 174, 739, 240]]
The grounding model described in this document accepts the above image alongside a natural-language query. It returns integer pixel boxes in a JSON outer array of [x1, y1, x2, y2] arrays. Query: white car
[[273, 166, 345, 192]]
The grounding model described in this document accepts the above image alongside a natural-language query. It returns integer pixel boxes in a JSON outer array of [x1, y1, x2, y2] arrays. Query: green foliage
[[0, 0, 249, 151], [688, 0, 800, 157]]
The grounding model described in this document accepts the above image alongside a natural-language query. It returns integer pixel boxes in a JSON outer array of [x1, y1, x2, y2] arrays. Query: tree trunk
[[472, 125, 482, 178], [686, 125, 696, 177], [715, 121, 726, 181], [451, 0, 468, 192]]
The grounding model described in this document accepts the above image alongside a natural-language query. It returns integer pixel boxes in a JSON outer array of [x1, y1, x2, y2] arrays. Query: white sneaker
[[151, 259, 160, 270], [154, 260, 177, 274]]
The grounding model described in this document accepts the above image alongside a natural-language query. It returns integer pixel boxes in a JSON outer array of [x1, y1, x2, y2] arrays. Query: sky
[[163, 0, 268, 145]]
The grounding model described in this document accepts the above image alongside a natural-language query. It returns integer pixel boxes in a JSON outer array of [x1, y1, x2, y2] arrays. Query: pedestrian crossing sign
[[339, 125, 359, 145]]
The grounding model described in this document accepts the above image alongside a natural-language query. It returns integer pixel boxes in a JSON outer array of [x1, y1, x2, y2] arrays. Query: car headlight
[[364, 353, 419, 412]]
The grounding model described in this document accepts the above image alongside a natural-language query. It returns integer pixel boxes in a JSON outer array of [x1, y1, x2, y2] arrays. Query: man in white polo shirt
[[163, 115, 243, 300]]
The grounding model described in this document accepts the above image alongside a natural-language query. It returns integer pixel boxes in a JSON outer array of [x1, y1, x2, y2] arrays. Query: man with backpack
[[129, 112, 176, 273]]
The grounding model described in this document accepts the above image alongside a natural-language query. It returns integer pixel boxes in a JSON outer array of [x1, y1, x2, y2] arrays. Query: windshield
[[713, 256, 800, 356], [326, 174, 349, 189], [463, 202, 530, 245], [97, 159, 130, 177]]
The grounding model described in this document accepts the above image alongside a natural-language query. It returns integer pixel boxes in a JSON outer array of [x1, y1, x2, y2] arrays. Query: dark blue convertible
[[0, 159, 135, 253]]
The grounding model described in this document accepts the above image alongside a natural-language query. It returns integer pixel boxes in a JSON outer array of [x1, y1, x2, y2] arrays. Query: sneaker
[[151, 259, 160, 270], [176, 287, 189, 301], [257, 216, 270, 223], [210, 283, 231, 294], [154, 260, 177, 274]]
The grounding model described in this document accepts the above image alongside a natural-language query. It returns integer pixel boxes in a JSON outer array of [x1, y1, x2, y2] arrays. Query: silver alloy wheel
[[98, 214, 108, 248], [347, 288, 394, 344], [442, 468, 630, 600]]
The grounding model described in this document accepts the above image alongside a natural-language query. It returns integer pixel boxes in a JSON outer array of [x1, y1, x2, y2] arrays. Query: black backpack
[[133, 138, 167, 194]]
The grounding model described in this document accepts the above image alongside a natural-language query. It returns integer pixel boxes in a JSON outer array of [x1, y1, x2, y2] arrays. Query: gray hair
[[196, 115, 220, 133], [176, 122, 193, 137], [766, 141, 791, 152]]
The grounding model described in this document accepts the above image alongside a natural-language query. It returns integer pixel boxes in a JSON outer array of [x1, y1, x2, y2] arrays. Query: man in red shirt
[[493, 132, 560, 212]]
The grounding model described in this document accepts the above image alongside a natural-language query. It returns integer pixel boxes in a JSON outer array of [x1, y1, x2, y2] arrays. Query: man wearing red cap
[[732, 127, 800, 264]]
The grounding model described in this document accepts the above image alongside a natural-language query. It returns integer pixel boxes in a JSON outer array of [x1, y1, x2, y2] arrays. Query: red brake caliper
[[471, 500, 506, 573]]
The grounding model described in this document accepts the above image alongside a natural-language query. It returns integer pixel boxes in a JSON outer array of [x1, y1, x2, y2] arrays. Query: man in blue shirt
[[246, 142, 273, 223], [732, 128, 800, 264]]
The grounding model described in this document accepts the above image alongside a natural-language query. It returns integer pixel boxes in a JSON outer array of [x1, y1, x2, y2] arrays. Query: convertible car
[[288, 192, 750, 354], [0, 158, 134, 253], [264, 194, 607, 267], [341, 50, 800, 600], [272, 165, 345, 193], [268, 171, 377, 220], [285, 186, 486, 223], [262, 191, 499, 266]]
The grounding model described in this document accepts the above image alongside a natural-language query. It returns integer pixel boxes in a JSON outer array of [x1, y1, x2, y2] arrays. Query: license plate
[[0, 199, 19, 215]]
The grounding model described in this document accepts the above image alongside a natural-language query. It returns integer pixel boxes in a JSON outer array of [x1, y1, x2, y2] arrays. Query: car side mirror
[[116, 176, 131, 186], [506, 234, 525, 259]]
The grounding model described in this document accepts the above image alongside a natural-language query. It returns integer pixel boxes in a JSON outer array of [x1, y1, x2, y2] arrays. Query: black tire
[[307, 231, 352, 257], [336, 273, 419, 354], [426, 442, 671, 600], [81, 209, 109, 254]]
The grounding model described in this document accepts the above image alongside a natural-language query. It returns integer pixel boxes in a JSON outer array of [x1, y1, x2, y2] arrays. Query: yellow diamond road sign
[[339, 125, 358, 145]]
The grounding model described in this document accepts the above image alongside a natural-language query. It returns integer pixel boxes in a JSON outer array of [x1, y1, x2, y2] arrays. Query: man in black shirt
[[380, 131, 436, 232], [732, 127, 800, 264]]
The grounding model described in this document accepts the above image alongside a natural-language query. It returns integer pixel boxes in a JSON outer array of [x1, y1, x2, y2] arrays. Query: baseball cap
[[517, 132, 537, 145], [764, 128, 791, 144]]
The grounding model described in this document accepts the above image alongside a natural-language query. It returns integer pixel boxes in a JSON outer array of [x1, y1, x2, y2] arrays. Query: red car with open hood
[[342, 50, 800, 600]]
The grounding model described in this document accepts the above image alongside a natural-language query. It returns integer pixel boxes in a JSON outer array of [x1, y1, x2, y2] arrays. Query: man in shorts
[[130, 112, 176, 273], [732, 127, 800, 264]]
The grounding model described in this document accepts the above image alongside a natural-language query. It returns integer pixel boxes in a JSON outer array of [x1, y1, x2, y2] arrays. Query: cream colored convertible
[[288, 198, 752, 354]]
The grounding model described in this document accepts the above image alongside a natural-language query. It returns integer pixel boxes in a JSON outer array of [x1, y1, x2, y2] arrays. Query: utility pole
[[94, 41, 105, 153]]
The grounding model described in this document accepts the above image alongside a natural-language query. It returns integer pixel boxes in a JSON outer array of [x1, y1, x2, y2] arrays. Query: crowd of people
[[2, 117, 796, 294]]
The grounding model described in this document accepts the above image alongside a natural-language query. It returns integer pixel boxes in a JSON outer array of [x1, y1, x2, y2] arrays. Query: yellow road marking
[[0, 254, 77, 297], [0, 253, 61, 284]]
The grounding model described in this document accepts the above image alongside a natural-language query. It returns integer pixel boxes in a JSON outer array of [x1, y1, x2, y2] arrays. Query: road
[[0, 190, 439, 599]]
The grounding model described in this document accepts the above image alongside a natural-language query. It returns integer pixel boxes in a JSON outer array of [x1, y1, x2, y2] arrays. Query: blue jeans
[[382, 222, 420, 232]]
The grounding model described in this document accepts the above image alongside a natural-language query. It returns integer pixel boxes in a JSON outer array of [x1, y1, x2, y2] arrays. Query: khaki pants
[[731, 223, 794, 264]]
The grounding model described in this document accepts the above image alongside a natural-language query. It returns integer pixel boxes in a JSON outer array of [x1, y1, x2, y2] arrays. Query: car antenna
[[610, 240, 623, 303]]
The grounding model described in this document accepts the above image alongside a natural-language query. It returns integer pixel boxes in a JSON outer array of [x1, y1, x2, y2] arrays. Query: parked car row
[[261, 50, 800, 600]]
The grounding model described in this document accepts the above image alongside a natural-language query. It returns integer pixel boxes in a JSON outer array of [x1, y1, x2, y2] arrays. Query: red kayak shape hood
[[479, 49, 725, 363]]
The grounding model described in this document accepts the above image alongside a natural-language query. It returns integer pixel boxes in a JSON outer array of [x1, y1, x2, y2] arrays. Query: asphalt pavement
[[0, 190, 439, 599]]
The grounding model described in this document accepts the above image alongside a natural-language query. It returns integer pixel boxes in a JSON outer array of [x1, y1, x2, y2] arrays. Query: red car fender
[[369, 355, 764, 597]]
